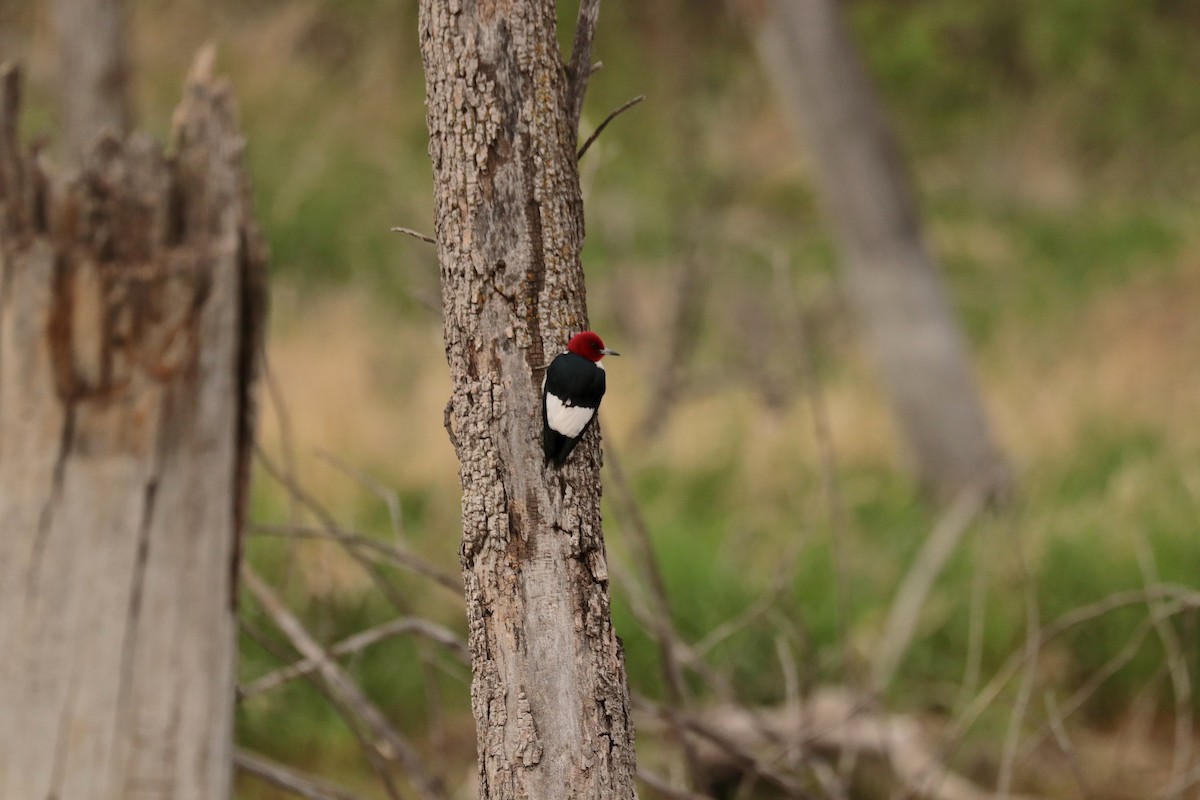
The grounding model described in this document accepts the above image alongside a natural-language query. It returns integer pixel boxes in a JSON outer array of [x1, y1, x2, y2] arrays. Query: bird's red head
[[566, 331, 620, 363]]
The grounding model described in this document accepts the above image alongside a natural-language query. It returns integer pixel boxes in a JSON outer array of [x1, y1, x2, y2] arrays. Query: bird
[[542, 331, 619, 468]]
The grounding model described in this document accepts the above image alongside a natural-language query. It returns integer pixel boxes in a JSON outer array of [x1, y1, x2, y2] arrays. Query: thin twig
[[241, 615, 469, 699], [242, 566, 447, 800], [391, 225, 435, 244], [577, 94, 645, 161], [235, 749, 364, 800]]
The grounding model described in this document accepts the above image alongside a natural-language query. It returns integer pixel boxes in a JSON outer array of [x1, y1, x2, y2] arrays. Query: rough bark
[[752, 0, 1011, 501], [418, 1, 638, 798], [0, 52, 266, 800], [50, 0, 133, 158]]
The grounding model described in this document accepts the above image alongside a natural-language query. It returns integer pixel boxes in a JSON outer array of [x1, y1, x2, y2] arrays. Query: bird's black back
[[542, 352, 607, 467]]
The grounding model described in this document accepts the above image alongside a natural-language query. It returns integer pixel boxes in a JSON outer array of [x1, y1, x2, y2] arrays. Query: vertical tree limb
[[567, 0, 603, 133]]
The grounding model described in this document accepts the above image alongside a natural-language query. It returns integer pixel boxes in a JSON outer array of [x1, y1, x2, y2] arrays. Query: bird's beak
[[601, 348, 620, 357]]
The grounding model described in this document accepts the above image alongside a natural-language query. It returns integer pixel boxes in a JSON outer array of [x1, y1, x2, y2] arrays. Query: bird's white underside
[[545, 392, 595, 438]]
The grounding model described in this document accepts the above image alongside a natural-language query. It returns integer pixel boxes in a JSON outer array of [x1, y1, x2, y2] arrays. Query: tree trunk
[[50, 0, 133, 158], [417, 1, 639, 798], [0, 52, 266, 800], [752, 0, 1011, 501]]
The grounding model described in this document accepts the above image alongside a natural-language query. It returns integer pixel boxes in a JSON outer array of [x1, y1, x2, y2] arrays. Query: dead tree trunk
[[418, 1, 639, 798], [752, 0, 1011, 501], [50, 0, 133, 157], [0, 53, 266, 800]]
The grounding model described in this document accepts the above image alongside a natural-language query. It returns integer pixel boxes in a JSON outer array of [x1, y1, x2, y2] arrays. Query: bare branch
[[577, 94, 645, 161], [250, 522, 461, 594], [255, 447, 461, 601], [235, 749, 364, 800], [566, 0, 602, 130], [242, 566, 447, 800], [390, 225, 435, 244], [241, 615, 469, 699]]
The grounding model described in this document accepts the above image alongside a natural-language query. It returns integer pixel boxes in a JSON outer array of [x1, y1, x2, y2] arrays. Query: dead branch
[[242, 566, 446, 800], [577, 94, 645, 161], [235, 749, 364, 800], [250, 523, 461, 594], [566, 0, 602, 130], [241, 615, 468, 699], [675, 689, 1042, 800], [391, 225, 436, 244], [255, 447, 461, 601]]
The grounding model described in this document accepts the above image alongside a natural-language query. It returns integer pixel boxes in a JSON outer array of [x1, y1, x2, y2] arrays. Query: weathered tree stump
[[0, 52, 265, 800]]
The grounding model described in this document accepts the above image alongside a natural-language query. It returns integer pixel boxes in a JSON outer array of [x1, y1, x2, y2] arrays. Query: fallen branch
[[675, 689, 1042, 800]]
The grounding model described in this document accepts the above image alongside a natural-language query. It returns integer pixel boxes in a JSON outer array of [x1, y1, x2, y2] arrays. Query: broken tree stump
[[0, 52, 266, 800]]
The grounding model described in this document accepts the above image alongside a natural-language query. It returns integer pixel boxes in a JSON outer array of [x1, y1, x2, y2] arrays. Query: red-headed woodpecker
[[542, 331, 619, 468]]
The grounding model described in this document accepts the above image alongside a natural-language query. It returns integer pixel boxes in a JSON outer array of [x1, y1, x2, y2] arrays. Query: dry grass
[[990, 254, 1200, 464]]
